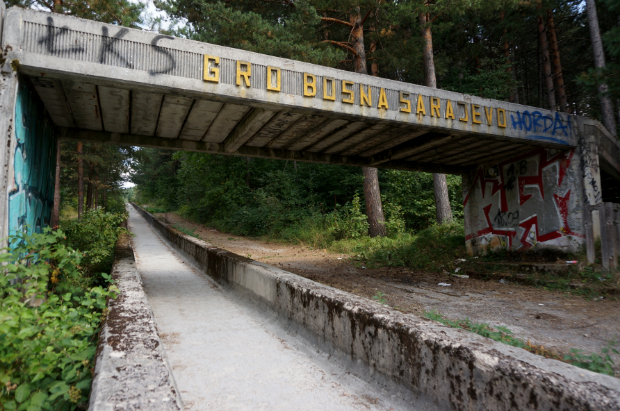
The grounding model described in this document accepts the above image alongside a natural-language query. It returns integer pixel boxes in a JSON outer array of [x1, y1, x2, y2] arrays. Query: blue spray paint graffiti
[[510, 111, 573, 145], [8, 78, 57, 241]]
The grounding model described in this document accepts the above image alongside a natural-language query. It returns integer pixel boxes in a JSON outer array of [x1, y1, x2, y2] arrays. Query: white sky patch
[[130, 0, 173, 32]]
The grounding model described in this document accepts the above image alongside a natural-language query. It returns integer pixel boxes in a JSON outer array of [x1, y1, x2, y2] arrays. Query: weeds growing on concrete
[[425, 311, 618, 377]]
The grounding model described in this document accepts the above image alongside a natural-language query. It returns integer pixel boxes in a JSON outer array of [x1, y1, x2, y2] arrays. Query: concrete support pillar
[[0, 3, 18, 247], [603, 202, 618, 269], [578, 124, 603, 263]]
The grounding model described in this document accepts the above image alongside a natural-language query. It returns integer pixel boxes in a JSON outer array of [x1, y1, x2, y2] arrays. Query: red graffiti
[[465, 148, 573, 210], [465, 149, 580, 248], [518, 216, 562, 250], [553, 190, 585, 238]]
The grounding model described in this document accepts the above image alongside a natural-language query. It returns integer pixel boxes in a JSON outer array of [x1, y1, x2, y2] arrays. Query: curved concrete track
[[127, 206, 431, 411]]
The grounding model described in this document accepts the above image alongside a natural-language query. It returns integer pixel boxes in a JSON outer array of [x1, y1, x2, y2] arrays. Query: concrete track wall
[[131, 202, 620, 411], [89, 231, 183, 411]]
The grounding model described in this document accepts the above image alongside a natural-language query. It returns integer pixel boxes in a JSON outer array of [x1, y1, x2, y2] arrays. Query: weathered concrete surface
[[0, 0, 16, 248], [132, 202, 620, 411], [127, 204, 434, 410], [89, 232, 183, 411], [462, 145, 585, 254]]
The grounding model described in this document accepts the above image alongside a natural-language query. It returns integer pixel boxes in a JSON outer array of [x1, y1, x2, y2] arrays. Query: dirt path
[[157, 212, 620, 376]]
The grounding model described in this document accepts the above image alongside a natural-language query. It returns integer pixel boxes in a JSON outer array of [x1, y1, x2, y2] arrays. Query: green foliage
[[173, 224, 199, 239], [564, 342, 619, 376], [7, 0, 145, 27], [326, 195, 369, 240], [61, 209, 127, 285], [142, 205, 168, 214], [0, 229, 118, 410], [156, 0, 343, 66], [425, 311, 530, 349], [426, 310, 618, 377], [380, 170, 463, 231], [336, 220, 466, 271], [371, 292, 387, 305]]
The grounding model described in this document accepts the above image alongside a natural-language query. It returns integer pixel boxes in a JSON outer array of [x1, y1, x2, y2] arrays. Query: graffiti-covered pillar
[[463, 111, 586, 255], [0, 0, 18, 247], [1, 2, 57, 246]]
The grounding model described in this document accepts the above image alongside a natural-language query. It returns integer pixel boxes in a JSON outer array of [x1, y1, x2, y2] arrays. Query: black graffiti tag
[[149, 35, 176, 75], [38, 20, 176, 75], [100, 26, 133, 68], [38, 17, 85, 55], [494, 209, 519, 226]]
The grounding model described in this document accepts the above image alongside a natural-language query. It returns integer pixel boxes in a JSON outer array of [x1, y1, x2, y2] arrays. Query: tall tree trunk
[[420, 9, 453, 224], [501, 11, 519, 103], [50, 138, 61, 228], [547, 9, 569, 112], [103, 187, 107, 210], [362, 167, 387, 237], [585, 0, 617, 136], [350, 6, 387, 237], [94, 173, 99, 209], [246, 157, 251, 188], [511, 45, 520, 104], [538, 14, 557, 110], [86, 162, 93, 210], [77, 142, 84, 219]]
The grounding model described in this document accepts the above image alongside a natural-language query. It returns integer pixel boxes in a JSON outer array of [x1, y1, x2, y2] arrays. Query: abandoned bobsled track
[[88, 203, 620, 410]]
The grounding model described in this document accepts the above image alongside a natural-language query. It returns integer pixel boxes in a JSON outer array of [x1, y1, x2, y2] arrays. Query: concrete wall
[[131, 202, 620, 410], [89, 231, 183, 411], [463, 118, 617, 256], [7, 76, 56, 239], [463, 146, 585, 254]]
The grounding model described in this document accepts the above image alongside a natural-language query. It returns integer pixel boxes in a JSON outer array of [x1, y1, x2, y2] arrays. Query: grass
[[424, 310, 618, 377], [142, 205, 169, 214], [173, 224, 199, 239]]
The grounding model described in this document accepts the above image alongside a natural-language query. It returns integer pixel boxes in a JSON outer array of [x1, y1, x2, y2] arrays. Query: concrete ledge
[[88, 231, 183, 411], [131, 203, 620, 410]]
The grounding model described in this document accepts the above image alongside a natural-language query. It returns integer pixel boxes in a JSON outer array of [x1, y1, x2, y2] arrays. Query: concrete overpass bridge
[[1, 6, 619, 260]]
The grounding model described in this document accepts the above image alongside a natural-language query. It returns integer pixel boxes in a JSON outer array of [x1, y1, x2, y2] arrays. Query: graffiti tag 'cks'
[[39, 18, 176, 76]]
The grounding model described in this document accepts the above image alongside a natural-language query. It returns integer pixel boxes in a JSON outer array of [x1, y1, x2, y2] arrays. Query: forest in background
[[130, 0, 620, 249], [7, 0, 619, 249]]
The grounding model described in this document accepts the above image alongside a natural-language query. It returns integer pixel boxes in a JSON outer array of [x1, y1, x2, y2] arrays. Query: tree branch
[[321, 40, 358, 55], [320, 17, 353, 27], [360, 8, 374, 27]]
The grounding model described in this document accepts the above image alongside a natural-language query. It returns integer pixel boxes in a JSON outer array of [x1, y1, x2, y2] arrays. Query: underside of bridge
[[2, 6, 619, 257], [28, 71, 560, 176]]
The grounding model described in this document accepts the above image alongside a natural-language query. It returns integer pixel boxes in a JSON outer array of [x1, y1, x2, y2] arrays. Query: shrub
[[326, 195, 369, 240], [61, 209, 127, 285], [0, 228, 117, 410], [337, 219, 466, 271]]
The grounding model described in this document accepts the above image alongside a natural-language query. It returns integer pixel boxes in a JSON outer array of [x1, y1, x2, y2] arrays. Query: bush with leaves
[[0, 228, 118, 410], [327, 195, 369, 240], [61, 208, 127, 285]]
